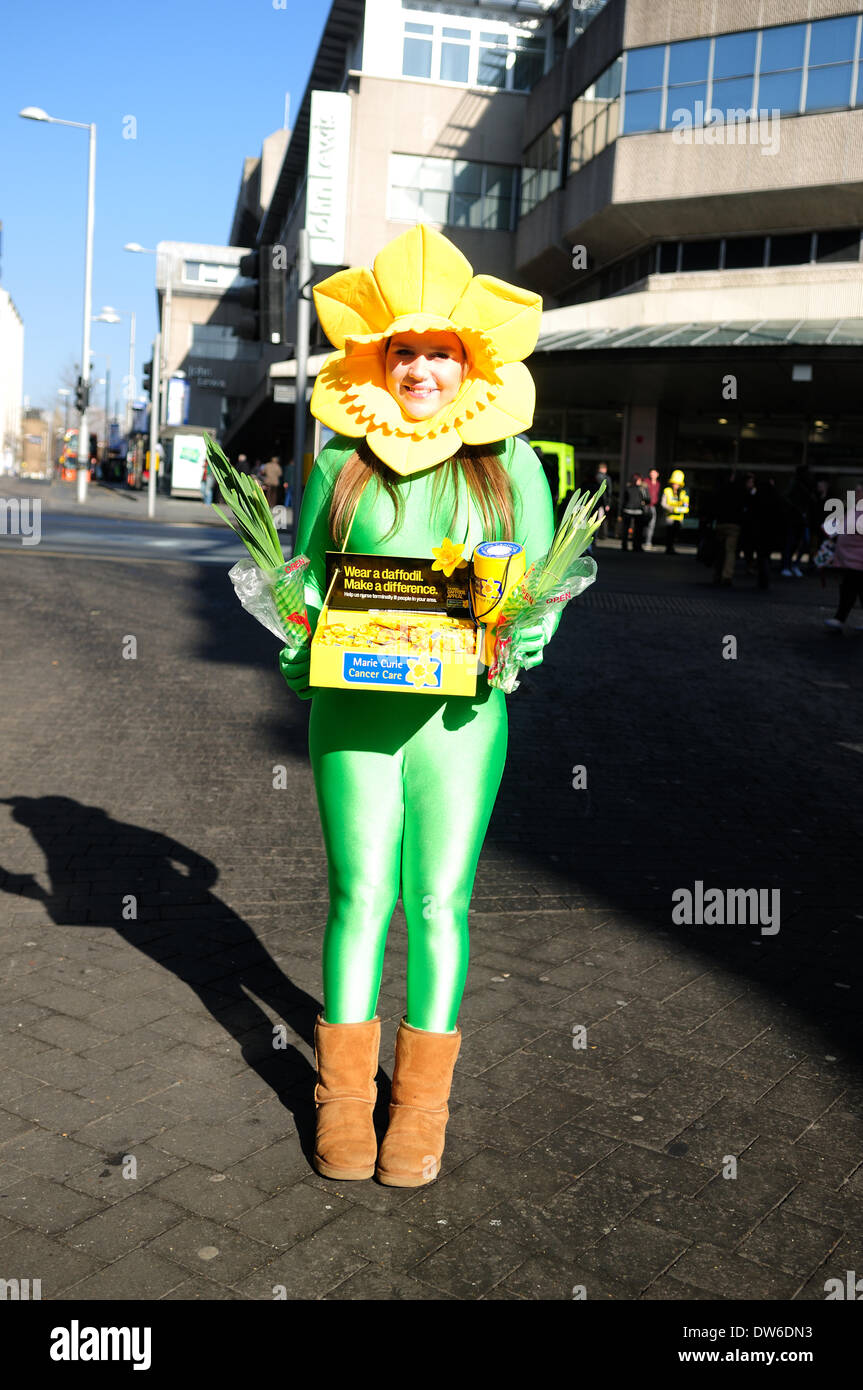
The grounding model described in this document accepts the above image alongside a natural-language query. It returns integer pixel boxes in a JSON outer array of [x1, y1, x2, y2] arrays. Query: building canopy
[[535, 319, 863, 352]]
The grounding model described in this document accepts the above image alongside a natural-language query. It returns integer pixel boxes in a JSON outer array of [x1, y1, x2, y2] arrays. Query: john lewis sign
[[307, 90, 351, 266]]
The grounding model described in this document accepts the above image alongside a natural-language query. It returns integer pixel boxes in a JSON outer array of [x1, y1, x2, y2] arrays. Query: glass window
[[758, 69, 802, 114], [622, 89, 663, 132], [190, 324, 257, 361], [667, 37, 710, 85], [769, 232, 812, 266], [625, 44, 665, 91], [713, 31, 757, 79], [417, 157, 449, 191], [658, 242, 679, 273], [724, 235, 766, 269], [816, 228, 860, 262], [184, 262, 200, 281], [666, 83, 708, 126], [805, 64, 853, 111], [711, 75, 755, 117], [759, 23, 806, 72], [403, 29, 432, 80], [595, 61, 621, 101], [808, 14, 858, 67], [441, 35, 470, 83], [485, 164, 515, 199], [512, 35, 546, 91], [453, 160, 483, 196], [680, 240, 721, 271], [478, 31, 508, 87], [569, 58, 622, 172], [521, 118, 562, 214], [390, 154, 515, 230]]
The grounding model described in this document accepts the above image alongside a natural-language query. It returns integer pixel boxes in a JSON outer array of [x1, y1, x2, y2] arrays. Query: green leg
[[309, 690, 405, 1023], [308, 682, 507, 1030], [400, 687, 507, 1031]]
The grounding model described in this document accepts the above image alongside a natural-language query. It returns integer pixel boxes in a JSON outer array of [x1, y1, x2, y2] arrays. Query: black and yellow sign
[[325, 551, 471, 615]]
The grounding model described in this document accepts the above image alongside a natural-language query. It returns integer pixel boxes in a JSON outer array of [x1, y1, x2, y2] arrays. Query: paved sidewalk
[[2, 475, 241, 528], [0, 542, 861, 1301]]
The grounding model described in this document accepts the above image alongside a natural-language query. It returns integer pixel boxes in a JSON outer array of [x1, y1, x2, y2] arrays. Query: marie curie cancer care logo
[[670, 102, 780, 156], [0, 497, 41, 546]]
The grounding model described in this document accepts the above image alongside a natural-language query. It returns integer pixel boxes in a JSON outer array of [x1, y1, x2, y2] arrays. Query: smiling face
[[384, 331, 468, 420]]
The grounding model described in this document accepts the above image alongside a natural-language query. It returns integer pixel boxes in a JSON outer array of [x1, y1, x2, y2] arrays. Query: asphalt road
[[0, 511, 250, 565], [0, 532, 861, 1305]]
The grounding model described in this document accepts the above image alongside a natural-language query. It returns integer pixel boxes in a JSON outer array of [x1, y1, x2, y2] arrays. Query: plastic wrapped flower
[[309, 224, 543, 477]]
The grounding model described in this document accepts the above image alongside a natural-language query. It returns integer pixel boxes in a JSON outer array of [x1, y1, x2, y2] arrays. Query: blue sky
[[1, 0, 328, 408]]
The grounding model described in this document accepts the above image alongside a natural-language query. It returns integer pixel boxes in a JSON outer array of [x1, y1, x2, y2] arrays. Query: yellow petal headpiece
[[309, 224, 542, 477]]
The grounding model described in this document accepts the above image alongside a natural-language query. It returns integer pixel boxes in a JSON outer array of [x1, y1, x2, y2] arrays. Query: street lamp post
[[19, 106, 96, 505], [57, 388, 72, 483], [58, 388, 71, 436], [94, 306, 137, 436], [124, 244, 164, 518]]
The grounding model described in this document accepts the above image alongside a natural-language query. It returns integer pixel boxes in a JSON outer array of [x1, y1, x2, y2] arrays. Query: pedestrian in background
[[620, 473, 649, 551], [806, 477, 830, 570], [594, 461, 614, 538], [741, 472, 758, 572], [745, 474, 784, 590], [711, 467, 747, 586], [662, 469, 689, 553], [780, 463, 813, 577], [642, 467, 661, 549], [201, 456, 215, 506], [260, 455, 283, 509], [824, 480, 863, 630]]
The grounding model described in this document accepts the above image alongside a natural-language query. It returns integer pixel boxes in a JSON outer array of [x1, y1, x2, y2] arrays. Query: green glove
[[508, 607, 561, 671], [279, 644, 314, 700]]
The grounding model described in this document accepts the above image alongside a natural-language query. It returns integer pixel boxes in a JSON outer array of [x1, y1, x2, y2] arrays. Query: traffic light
[[75, 376, 89, 413], [142, 359, 153, 400], [235, 245, 287, 345]]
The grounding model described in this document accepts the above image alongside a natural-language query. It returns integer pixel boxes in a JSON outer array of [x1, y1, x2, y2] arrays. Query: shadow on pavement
[[493, 580, 862, 1072], [0, 794, 394, 1163]]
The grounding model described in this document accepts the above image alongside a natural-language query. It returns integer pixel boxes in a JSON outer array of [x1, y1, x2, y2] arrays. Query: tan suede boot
[[313, 1014, 380, 1180], [375, 1019, 461, 1187]]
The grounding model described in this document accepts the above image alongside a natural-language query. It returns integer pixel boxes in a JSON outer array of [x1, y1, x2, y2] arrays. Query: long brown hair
[[329, 437, 515, 547]]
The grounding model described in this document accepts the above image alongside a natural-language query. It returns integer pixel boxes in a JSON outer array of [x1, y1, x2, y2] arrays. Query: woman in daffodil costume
[[282, 225, 560, 1186]]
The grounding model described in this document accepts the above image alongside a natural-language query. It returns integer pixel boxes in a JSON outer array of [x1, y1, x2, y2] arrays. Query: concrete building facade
[[220, 0, 862, 493], [154, 240, 285, 444], [0, 287, 24, 474]]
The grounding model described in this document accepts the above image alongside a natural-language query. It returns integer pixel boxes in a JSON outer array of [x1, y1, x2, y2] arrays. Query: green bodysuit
[[284, 433, 558, 1031]]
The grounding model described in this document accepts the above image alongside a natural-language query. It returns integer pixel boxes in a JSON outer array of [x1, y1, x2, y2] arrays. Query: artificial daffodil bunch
[[203, 435, 312, 652], [488, 480, 607, 693]]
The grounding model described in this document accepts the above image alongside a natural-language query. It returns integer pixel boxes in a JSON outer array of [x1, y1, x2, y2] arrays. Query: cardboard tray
[[309, 550, 480, 696]]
